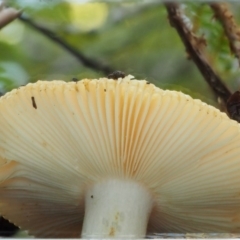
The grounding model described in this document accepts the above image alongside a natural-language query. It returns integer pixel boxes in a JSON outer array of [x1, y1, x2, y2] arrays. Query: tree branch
[[164, 2, 232, 107], [210, 3, 240, 66], [0, 3, 21, 29], [18, 14, 114, 75]]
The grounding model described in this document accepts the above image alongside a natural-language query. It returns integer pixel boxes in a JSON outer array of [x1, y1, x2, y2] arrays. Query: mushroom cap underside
[[0, 76, 240, 237]]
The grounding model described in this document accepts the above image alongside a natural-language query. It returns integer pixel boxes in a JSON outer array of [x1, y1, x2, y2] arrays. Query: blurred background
[[1, 0, 240, 237], [1, 1, 240, 104]]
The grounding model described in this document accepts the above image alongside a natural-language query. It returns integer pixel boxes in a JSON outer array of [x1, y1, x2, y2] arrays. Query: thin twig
[[18, 14, 114, 75], [164, 2, 232, 107], [210, 3, 240, 66]]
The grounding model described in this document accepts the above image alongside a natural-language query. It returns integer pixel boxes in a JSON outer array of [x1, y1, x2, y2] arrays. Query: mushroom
[[0, 75, 240, 238]]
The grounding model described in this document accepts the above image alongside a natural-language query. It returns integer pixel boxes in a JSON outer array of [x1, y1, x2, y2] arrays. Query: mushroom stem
[[81, 179, 153, 238]]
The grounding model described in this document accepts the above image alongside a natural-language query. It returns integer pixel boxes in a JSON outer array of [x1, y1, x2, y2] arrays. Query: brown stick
[[0, 3, 21, 29], [164, 2, 232, 106]]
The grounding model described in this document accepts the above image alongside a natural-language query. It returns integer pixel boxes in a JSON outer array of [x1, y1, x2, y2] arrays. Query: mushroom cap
[[1, 75, 240, 237]]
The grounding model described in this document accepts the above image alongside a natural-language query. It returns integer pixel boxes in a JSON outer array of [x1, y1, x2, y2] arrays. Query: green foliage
[[0, 66, 10, 92], [185, 3, 236, 77], [1, 1, 240, 103]]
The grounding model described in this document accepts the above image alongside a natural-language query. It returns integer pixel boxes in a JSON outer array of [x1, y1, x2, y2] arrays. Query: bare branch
[[0, 3, 21, 29], [18, 14, 114, 75], [164, 2, 232, 107], [210, 3, 240, 66]]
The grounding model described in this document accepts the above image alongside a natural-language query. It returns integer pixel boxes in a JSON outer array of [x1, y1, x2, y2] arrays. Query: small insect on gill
[[72, 78, 78, 82], [107, 71, 126, 80], [31, 96, 37, 109]]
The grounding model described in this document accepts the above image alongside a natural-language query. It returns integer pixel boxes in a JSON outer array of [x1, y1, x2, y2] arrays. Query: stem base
[[81, 179, 153, 238]]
